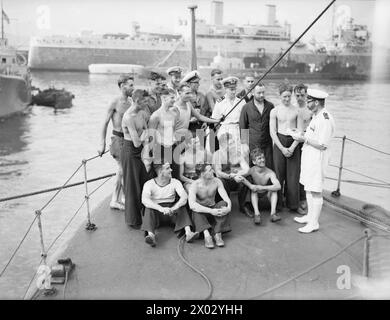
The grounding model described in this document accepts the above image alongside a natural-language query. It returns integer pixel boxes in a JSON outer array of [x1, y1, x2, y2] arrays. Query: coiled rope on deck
[[177, 236, 213, 300]]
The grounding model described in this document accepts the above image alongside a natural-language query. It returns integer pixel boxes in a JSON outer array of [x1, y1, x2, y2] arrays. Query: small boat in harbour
[[30, 87, 75, 109], [88, 63, 145, 75]]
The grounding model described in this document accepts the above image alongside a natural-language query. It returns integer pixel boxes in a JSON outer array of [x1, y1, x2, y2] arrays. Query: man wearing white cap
[[166, 66, 183, 95], [211, 76, 246, 147], [291, 88, 335, 233]]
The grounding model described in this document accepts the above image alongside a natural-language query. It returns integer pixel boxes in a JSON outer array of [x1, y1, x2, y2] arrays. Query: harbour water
[[0, 71, 389, 298]]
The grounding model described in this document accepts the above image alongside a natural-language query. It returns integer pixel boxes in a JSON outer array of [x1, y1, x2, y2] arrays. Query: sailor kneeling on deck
[[141, 162, 197, 247]]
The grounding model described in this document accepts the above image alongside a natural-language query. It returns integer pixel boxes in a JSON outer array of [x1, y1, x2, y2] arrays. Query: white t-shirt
[[142, 178, 185, 204]]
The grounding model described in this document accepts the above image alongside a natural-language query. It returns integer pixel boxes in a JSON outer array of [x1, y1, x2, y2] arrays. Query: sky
[[2, 0, 387, 47]]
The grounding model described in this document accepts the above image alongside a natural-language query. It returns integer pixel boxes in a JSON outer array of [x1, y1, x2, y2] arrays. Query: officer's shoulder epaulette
[[323, 112, 329, 120]]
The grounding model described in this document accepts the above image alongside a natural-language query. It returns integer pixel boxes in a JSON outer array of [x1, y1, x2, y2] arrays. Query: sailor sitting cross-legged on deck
[[240, 148, 281, 225], [212, 132, 251, 218], [188, 164, 232, 249], [141, 162, 197, 247]]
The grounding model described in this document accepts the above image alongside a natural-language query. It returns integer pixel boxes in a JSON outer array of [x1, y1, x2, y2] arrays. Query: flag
[[2, 9, 9, 24]]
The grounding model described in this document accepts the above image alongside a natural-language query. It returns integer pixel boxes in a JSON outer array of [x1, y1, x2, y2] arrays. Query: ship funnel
[[211, 0, 223, 26], [266, 4, 276, 26]]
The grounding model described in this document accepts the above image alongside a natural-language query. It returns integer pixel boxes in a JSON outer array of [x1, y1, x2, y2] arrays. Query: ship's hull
[[28, 43, 373, 74], [0, 75, 31, 119]]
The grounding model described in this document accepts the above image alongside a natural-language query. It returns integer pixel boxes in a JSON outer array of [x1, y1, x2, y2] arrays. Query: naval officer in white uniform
[[291, 88, 335, 233], [211, 76, 246, 146]]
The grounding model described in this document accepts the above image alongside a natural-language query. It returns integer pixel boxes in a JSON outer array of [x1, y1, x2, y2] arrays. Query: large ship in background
[[0, 5, 31, 119], [28, 1, 376, 76]]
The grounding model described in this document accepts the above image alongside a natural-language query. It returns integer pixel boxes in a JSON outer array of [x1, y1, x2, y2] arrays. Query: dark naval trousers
[[273, 133, 300, 210], [141, 202, 193, 234], [191, 201, 231, 234], [121, 140, 148, 228]]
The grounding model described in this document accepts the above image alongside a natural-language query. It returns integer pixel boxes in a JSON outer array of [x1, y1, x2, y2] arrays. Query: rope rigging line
[[211, 0, 336, 131], [325, 176, 390, 189], [345, 137, 390, 156], [341, 167, 390, 185], [328, 163, 390, 185], [0, 173, 116, 203], [89, 175, 114, 197], [85, 149, 109, 162], [46, 199, 87, 253], [249, 234, 367, 299], [0, 216, 38, 279], [22, 174, 112, 299], [177, 236, 213, 300], [39, 163, 83, 212]]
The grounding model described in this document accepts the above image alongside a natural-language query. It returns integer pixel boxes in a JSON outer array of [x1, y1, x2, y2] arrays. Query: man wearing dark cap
[[145, 71, 162, 116], [181, 70, 206, 133], [166, 66, 183, 95], [160, 75, 167, 90], [236, 74, 255, 103], [291, 88, 335, 233], [203, 69, 224, 152], [98, 73, 134, 211]]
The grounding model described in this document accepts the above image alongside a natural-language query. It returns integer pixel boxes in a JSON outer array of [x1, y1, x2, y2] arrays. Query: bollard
[[332, 135, 346, 197], [82, 160, 97, 231]]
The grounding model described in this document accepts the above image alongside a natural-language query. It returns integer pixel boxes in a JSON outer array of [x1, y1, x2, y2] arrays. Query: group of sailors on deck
[[98, 66, 335, 248]]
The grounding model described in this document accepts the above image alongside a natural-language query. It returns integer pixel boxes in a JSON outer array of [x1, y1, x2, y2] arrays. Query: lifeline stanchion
[[362, 229, 371, 277], [332, 135, 346, 197], [82, 159, 97, 231], [35, 210, 47, 264]]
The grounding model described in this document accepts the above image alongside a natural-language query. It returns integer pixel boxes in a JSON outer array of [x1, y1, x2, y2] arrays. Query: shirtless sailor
[[179, 134, 212, 191], [270, 82, 304, 214], [121, 89, 150, 228], [188, 164, 232, 249], [98, 73, 134, 210], [241, 148, 281, 225], [148, 88, 181, 178]]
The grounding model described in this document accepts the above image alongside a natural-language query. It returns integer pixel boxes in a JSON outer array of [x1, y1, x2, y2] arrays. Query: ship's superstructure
[[27, 1, 374, 73]]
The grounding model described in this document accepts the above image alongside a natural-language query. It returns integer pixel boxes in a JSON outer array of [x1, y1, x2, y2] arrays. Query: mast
[[1, 0, 4, 40], [188, 5, 197, 71]]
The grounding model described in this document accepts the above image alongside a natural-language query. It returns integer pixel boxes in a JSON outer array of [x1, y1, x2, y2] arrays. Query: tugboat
[[0, 5, 31, 119], [30, 86, 75, 110]]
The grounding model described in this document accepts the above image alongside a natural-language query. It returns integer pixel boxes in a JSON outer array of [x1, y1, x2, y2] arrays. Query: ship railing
[[327, 135, 390, 197], [0, 135, 389, 299], [0, 150, 115, 299]]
